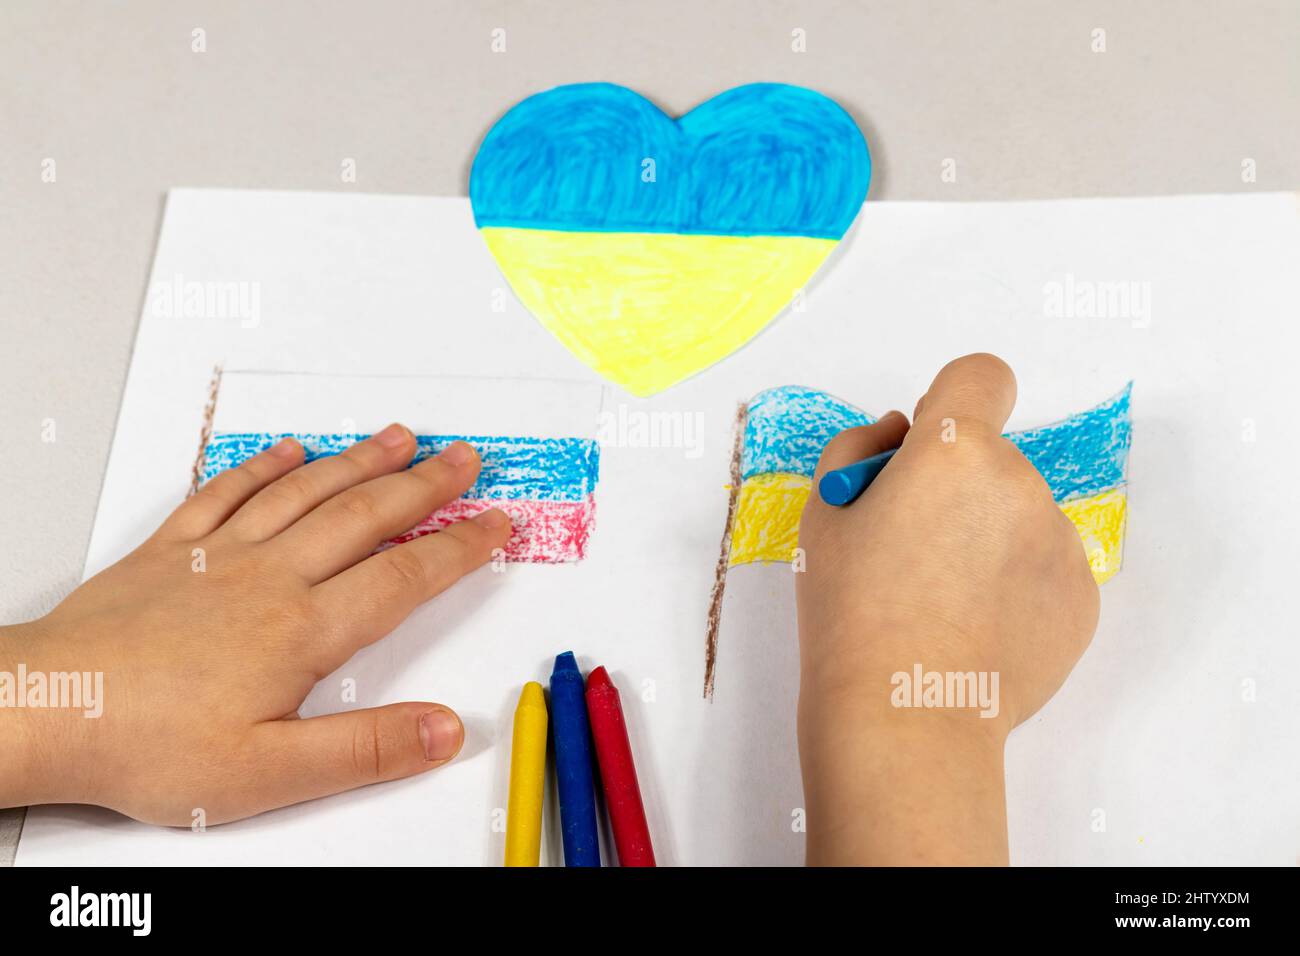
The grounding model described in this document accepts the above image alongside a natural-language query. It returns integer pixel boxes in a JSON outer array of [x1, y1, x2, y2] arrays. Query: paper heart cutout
[[470, 83, 871, 395]]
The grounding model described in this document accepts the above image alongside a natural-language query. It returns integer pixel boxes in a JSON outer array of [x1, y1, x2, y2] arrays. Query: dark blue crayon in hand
[[817, 447, 898, 507], [549, 651, 601, 867]]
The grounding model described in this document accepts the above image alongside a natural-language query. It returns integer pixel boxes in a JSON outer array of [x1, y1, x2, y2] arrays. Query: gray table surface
[[2, 0, 1297, 865]]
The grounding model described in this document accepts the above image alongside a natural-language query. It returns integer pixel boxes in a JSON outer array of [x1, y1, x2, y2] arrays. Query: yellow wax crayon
[[504, 681, 548, 866]]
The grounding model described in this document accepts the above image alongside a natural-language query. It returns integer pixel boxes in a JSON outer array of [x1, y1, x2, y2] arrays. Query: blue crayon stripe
[[470, 83, 871, 240], [741, 383, 1133, 502], [203, 433, 599, 502], [742, 385, 874, 479], [1006, 382, 1132, 502]]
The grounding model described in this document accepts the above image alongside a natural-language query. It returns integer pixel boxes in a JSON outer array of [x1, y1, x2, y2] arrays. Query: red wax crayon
[[584, 666, 656, 866]]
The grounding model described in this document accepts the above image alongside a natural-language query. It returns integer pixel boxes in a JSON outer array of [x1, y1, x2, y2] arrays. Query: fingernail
[[268, 437, 300, 458], [374, 423, 411, 448], [437, 441, 475, 467], [878, 410, 906, 424], [474, 508, 510, 530], [419, 709, 464, 762]]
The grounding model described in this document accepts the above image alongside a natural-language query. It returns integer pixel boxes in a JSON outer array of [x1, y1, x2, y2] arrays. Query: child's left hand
[[0, 424, 511, 825]]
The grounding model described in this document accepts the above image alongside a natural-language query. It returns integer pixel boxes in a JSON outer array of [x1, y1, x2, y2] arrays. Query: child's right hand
[[795, 353, 1100, 865]]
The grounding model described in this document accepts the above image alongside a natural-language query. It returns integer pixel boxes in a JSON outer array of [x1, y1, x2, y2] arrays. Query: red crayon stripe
[[585, 666, 655, 867], [381, 496, 596, 563]]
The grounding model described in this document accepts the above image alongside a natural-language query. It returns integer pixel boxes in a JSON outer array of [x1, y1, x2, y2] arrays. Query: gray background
[[1, 0, 1297, 864]]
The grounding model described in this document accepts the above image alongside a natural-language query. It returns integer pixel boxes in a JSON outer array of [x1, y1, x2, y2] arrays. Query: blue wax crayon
[[549, 651, 601, 867], [817, 447, 898, 506]]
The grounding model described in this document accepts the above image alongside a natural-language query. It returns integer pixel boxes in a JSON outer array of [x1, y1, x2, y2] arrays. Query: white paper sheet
[[17, 189, 1300, 865]]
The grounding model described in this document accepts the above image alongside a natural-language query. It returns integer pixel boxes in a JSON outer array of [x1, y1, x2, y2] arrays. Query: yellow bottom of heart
[[480, 227, 838, 396]]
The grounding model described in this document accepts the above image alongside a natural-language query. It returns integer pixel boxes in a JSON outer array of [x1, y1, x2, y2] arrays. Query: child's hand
[[795, 354, 1100, 865], [0, 425, 511, 825]]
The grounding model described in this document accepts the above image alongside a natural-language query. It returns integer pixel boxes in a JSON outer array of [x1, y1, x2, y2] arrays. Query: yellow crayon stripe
[[728, 472, 812, 567], [1060, 488, 1127, 585], [504, 681, 548, 867], [729, 474, 1128, 586], [481, 227, 837, 396]]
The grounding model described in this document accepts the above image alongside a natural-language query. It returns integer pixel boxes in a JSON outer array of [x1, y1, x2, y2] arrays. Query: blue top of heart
[[470, 83, 871, 240]]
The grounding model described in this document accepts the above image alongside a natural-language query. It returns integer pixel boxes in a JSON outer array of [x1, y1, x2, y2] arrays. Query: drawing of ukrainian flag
[[202, 433, 600, 563], [470, 83, 871, 396], [729, 384, 1132, 584]]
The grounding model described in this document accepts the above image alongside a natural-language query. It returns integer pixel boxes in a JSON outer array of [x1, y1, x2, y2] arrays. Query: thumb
[[811, 410, 910, 485], [249, 703, 464, 809], [910, 352, 1017, 440]]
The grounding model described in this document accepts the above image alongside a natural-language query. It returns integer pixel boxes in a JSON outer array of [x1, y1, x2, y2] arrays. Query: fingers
[[157, 437, 304, 540], [811, 410, 910, 485], [246, 703, 464, 810], [309, 509, 512, 668], [222, 424, 419, 541], [909, 353, 1017, 440], [273, 441, 485, 583]]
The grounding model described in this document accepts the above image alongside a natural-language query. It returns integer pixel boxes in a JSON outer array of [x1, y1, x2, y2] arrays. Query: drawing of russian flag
[[202, 433, 600, 563]]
